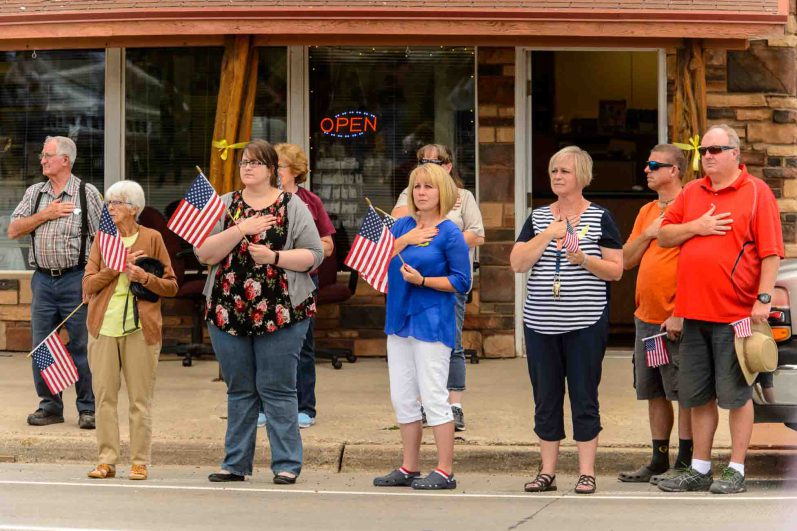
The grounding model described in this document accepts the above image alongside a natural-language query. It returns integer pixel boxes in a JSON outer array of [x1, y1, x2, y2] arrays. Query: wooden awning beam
[[0, 8, 786, 51]]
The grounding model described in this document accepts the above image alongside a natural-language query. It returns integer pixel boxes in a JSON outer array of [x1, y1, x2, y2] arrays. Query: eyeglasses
[[106, 200, 132, 208], [645, 161, 674, 171], [697, 145, 735, 156], [39, 152, 64, 160], [418, 158, 445, 166], [238, 159, 267, 168], [277, 163, 290, 169]]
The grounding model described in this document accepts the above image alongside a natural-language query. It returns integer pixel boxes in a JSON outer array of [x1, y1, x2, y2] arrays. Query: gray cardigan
[[197, 192, 324, 309]]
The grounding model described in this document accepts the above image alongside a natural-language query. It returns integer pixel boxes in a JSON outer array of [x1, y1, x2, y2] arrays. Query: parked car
[[755, 259, 797, 431]]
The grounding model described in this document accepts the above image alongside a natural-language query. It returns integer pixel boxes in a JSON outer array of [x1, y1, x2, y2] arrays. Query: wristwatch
[[757, 292, 772, 304]]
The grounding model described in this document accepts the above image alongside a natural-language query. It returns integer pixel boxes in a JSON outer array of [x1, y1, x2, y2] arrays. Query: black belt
[[36, 265, 84, 277]]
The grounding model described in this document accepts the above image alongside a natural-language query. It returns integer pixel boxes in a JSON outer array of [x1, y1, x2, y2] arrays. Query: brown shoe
[[87, 464, 116, 479], [129, 464, 148, 481]]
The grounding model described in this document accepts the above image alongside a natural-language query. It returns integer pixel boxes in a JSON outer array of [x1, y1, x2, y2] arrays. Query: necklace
[[657, 197, 675, 215]]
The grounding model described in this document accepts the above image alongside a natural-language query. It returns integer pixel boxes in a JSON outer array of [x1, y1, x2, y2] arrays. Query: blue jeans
[[209, 319, 310, 477], [30, 269, 93, 415], [296, 275, 319, 418], [447, 291, 468, 392]]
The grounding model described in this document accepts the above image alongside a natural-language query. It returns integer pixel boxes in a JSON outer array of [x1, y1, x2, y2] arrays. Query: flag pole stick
[[196, 165, 251, 244], [365, 197, 405, 266], [26, 302, 84, 358]]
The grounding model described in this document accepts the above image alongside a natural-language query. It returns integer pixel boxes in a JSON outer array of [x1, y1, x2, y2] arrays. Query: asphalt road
[[1, 464, 796, 531]]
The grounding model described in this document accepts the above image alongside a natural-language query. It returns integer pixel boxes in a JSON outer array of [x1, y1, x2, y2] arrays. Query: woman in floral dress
[[195, 139, 323, 485]]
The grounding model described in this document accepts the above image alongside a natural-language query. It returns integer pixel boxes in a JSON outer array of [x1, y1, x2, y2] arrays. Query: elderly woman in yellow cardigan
[[82, 180, 178, 481]]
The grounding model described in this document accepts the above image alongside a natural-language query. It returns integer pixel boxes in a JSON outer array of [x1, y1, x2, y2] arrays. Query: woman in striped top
[[510, 146, 623, 495]]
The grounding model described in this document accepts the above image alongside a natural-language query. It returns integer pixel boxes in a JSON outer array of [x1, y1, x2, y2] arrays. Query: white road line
[[0, 480, 793, 501], [0, 526, 110, 531]]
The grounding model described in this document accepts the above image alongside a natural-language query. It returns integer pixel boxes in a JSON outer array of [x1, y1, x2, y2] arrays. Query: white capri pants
[[387, 334, 454, 427]]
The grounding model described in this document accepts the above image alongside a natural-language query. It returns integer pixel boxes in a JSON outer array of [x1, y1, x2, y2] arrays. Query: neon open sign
[[319, 111, 378, 139]]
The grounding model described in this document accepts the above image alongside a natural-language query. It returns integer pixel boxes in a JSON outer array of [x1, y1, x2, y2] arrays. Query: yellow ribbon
[[673, 135, 701, 172], [212, 139, 249, 161]]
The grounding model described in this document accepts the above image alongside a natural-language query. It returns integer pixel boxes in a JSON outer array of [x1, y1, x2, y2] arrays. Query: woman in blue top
[[373, 163, 471, 490]]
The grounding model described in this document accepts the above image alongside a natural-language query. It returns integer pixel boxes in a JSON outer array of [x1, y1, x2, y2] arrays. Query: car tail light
[[772, 327, 791, 342]]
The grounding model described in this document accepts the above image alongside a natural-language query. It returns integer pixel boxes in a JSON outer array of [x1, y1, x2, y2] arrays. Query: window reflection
[[0, 50, 105, 270], [308, 46, 476, 259]]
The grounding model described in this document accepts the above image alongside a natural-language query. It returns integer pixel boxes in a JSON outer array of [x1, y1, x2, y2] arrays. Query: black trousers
[[524, 308, 608, 442]]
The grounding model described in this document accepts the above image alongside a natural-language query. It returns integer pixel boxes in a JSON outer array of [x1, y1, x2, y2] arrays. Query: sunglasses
[[697, 145, 735, 156], [646, 161, 674, 171], [418, 158, 445, 166]]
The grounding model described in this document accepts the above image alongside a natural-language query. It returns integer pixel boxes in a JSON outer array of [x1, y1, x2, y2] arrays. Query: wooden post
[[232, 50, 260, 190], [671, 39, 707, 182], [209, 35, 253, 194]]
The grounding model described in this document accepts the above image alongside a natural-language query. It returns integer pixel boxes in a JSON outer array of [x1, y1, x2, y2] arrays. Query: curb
[[2, 436, 795, 479]]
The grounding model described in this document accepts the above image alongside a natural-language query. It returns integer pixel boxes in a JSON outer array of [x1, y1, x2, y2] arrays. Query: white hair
[[44, 136, 77, 169], [105, 180, 146, 220], [705, 124, 741, 162]]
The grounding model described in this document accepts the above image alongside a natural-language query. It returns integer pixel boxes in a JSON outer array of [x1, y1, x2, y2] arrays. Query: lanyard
[[553, 246, 562, 300]]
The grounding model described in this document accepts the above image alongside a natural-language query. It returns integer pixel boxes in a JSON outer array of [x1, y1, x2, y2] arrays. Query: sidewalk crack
[[336, 442, 346, 473], [507, 497, 560, 530]]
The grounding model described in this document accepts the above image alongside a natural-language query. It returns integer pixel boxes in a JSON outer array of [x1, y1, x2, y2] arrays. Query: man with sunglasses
[[618, 145, 693, 486], [8, 136, 103, 429], [657, 124, 783, 494]]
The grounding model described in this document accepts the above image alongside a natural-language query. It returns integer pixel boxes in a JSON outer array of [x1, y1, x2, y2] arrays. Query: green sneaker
[[709, 466, 746, 494], [657, 467, 712, 492]]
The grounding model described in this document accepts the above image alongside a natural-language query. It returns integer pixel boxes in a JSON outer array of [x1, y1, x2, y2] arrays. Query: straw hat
[[734, 321, 778, 386]]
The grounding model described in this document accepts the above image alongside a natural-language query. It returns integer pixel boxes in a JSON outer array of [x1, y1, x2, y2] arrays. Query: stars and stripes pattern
[[167, 173, 225, 247], [731, 317, 752, 338], [344, 206, 395, 293], [97, 204, 127, 272], [643, 332, 670, 368], [31, 331, 78, 395], [563, 219, 580, 253]]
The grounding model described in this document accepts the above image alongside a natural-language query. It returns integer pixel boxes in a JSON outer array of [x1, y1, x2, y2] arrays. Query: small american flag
[[31, 331, 78, 395], [98, 204, 128, 272], [344, 206, 395, 293], [731, 317, 752, 338], [167, 173, 225, 247], [563, 219, 580, 254], [643, 332, 670, 368]]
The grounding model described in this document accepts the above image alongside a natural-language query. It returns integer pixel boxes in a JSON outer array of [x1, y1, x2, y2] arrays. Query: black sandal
[[575, 474, 596, 494], [273, 472, 297, 485], [524, 473, 557, 492]]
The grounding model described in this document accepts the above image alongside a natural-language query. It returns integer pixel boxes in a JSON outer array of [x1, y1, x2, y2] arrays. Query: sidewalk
[[1, 351, 795, 477]]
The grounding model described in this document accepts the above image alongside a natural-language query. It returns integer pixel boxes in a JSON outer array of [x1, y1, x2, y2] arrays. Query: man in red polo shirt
[[657, 124, 783, 494]]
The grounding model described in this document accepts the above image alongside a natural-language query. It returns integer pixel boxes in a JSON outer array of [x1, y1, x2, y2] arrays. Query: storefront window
[[0, 50, 105, 270], [125, 47, 289, 220], [125, 47, 224, 218], [308, 46, 476, 261]]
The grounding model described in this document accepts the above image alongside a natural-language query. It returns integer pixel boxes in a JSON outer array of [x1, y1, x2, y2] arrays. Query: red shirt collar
[[699, 164, 749, 192]]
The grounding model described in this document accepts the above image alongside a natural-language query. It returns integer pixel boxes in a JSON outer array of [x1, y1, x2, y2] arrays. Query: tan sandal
[[129, 464, 148, 481], [87, 464, 116, 479]]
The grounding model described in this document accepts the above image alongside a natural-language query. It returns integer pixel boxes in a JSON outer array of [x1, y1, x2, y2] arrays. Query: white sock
[[450, 403, 462, 409], [728, 462, 745, 476], [691, 458, 711, 475]]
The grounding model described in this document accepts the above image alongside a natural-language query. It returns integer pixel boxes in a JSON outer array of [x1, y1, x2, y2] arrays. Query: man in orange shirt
[[618, 144, 692, 485], [658, 124, 783, 494]]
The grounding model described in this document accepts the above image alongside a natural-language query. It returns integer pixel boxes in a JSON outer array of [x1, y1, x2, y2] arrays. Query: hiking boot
[[373, 468, 420, 487], [78, 411, 96, 430], [657, 467, 712, 492], [709, 466, 746, 494], [452, 405, 466, 432], [27, 409, 64, 426]]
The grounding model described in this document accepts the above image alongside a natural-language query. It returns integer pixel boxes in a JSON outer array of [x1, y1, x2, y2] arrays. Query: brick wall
[[696, 5, 797, 256]]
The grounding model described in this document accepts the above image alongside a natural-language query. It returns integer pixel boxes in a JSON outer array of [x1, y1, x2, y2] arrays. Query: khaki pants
[[88, 331, 160, 465]]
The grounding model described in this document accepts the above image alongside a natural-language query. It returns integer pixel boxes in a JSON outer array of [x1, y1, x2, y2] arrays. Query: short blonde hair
[[548, 146, 593, 188], [275, 143, 309, 184], [407, 163, 458, 218]]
